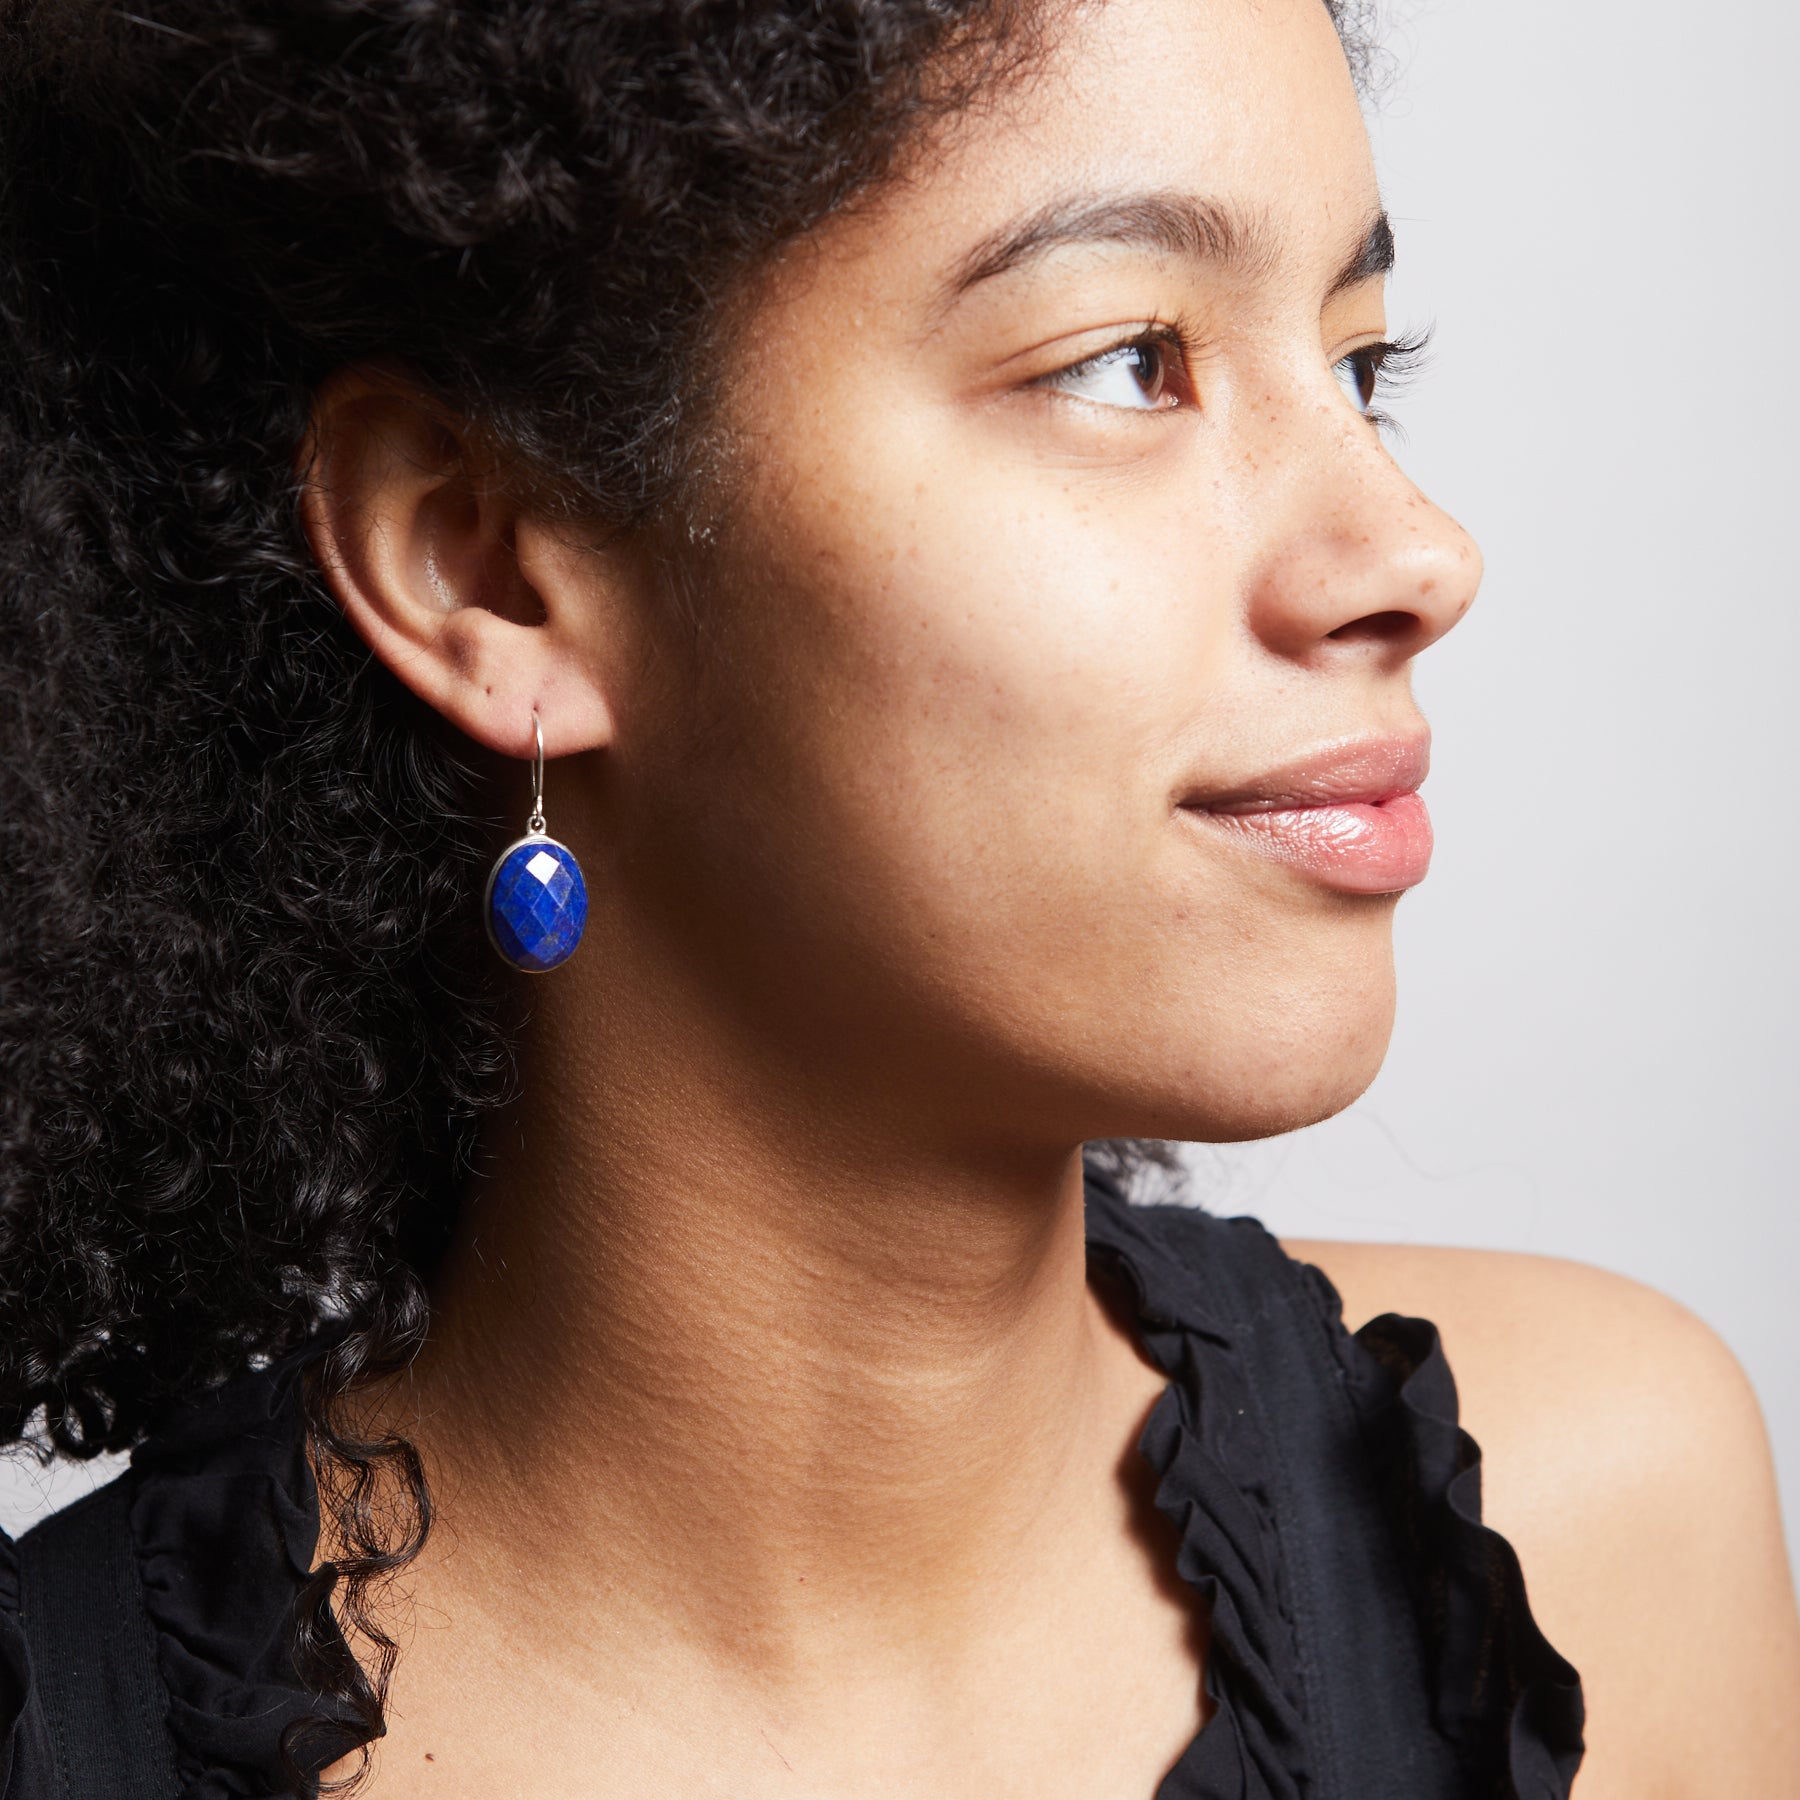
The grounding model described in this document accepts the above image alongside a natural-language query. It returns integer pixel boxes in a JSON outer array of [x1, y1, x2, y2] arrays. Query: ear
[[297, 366, 620, 761]]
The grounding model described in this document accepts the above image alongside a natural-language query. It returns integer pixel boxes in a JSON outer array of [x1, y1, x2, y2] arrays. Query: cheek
[[688, 425, 1221, 935]]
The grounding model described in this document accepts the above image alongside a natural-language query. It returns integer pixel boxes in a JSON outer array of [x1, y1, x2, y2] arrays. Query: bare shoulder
[[1280, 1239, 1765, 1497], [1284, 1238, 1800, 1799]]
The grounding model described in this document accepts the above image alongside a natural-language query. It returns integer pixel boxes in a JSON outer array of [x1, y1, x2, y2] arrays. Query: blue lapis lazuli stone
[[486, 837, 588, 973]]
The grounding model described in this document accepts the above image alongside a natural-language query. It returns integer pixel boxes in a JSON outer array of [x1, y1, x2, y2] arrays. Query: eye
[[1332, 330, 1430, 427], [1040, 334, 1183, 412], [1334, 344, 1384, 416]]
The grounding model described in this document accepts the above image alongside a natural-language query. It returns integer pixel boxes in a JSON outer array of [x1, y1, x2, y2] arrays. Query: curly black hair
[[0, 0, 1371, 1788]]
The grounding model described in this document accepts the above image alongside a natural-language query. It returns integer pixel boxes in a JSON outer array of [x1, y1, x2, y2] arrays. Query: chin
[[1095, 962, 1399, 1147], [1187, 1057, 1387, 1145]]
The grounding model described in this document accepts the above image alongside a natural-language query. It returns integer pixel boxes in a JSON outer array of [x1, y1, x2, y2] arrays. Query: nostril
[[1327, 609, 1415, 644]]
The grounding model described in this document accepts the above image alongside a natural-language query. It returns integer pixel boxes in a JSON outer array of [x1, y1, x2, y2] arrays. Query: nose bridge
[[1239, 375, 1481, 664]]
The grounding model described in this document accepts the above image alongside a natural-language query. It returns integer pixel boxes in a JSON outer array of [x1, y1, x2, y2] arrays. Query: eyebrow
[[1329, 209, 1395, 297], [940, 189, 1395, 306]]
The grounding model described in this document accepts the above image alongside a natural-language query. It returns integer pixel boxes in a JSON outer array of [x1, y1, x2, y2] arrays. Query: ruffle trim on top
[[1087, 1183, 1583, 1800], [128, 1345, 367, 1800], [1091, 1205, 1312, 1800], [1337, 1304, 1586, 1800]]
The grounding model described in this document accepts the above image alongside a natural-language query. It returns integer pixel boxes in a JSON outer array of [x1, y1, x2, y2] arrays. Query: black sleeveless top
[[0, 1180, 1586, 1799]]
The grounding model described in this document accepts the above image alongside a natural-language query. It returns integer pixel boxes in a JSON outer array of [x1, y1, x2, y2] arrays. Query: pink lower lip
[[1184, 790, 1434, 894]]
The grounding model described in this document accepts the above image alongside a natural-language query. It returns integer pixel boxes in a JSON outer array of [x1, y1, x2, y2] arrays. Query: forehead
[[803, 0, 1379, 309]]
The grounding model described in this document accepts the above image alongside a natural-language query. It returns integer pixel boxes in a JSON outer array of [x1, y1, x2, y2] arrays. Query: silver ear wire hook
[[528, 708, 547, 836]]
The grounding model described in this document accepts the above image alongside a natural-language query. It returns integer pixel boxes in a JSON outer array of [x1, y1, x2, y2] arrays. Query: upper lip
[[1178, 734, 1431, 815]]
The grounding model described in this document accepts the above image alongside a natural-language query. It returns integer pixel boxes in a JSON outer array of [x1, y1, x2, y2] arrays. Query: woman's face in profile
[[602, 0, 1482, 1147]]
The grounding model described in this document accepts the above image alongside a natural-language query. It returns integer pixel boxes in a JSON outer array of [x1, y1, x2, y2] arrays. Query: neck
[[390, 975, 1145, 1680]]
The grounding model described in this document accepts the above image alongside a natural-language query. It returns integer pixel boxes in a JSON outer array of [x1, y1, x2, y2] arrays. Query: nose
[[1241, 402, 1482, 669]]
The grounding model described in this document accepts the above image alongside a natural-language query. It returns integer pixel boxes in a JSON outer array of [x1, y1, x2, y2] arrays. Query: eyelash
[[1039, 321, 1434, 430], [1040, 317, 1193, 409], [1338, 328, 1432, 433]]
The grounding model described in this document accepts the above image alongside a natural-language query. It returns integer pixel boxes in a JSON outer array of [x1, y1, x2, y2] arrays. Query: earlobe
[[297, 366, 614, 762]]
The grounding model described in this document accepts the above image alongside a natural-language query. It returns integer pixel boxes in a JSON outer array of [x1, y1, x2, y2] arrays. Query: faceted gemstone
[[486, 837, 588, 973]]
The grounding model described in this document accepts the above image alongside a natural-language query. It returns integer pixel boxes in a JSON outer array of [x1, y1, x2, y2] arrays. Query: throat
[[368, 1135, 1175, 1677], [322, 1135, 1210, 1799]]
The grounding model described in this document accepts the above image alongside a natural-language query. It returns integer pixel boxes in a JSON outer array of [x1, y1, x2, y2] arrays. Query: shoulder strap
[[16, 1473, 184, 1800], [1129, 1202, 1468, 1800]]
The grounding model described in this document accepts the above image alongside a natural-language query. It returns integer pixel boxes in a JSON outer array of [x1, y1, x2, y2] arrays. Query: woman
[[1, 0, 1795, 1795]]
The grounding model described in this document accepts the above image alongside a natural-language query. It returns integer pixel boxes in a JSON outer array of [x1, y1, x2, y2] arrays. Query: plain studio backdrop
[[4, 0, 1797, 1592]]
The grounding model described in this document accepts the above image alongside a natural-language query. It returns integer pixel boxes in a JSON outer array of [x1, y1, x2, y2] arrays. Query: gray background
[[4, 1, 1796, 1573]]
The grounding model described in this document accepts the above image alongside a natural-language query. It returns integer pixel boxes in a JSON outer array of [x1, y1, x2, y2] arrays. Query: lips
[[1176, 736, 1434, 895]]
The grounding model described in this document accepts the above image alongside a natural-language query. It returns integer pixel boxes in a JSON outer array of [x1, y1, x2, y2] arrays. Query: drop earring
[[483, 709, 589, 973]]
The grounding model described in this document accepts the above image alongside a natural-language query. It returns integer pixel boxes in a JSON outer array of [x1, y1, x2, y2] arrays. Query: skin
[[300, 0, 1800, 1792]]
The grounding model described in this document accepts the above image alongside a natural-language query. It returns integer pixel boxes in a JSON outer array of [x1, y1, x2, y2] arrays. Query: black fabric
[[0, 1341, 364, 1800], [1084, 1181, 1584, 1799], [11, 1475, 182, 1800], [0, 1181, 1586, 1799], [128, 1346, 367, 1799]]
